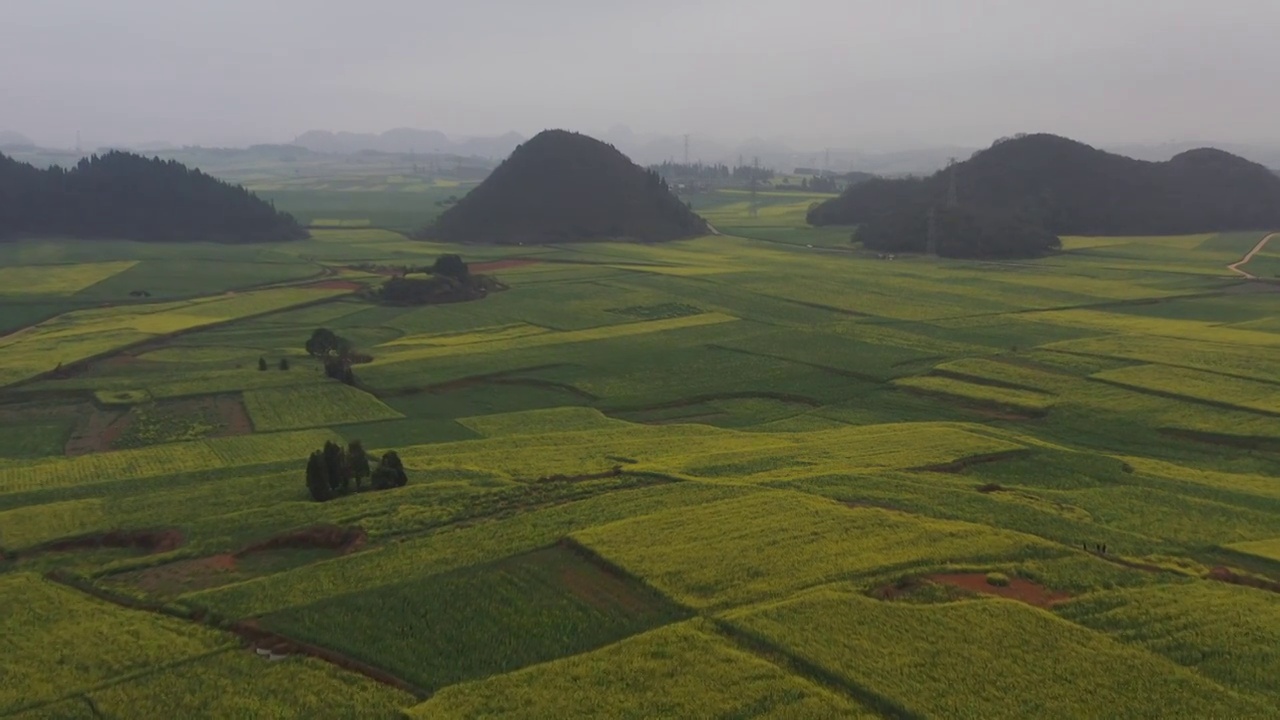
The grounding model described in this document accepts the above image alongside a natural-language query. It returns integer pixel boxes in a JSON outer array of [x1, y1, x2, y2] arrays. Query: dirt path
[[1227, 232, 1279, 279]]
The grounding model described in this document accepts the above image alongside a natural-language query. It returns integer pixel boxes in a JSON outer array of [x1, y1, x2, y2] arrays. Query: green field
[[1, 193, 1279, 716]]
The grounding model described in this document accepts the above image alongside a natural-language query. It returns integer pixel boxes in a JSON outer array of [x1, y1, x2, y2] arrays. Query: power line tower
[[927, 158, 960, 256], [683, 134, 690, 166], [945, 157, 959, 207], [749, 156, 761, 218]]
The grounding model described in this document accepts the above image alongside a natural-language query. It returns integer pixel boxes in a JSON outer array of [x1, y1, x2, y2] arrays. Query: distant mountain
[[292, 128, 523, 159], [0, 131, 34, 149], [809, 134, 1280, 258], [0, 151, 307, 243], [1107, 141, 1280, 169], [424, 130, 709, 245]]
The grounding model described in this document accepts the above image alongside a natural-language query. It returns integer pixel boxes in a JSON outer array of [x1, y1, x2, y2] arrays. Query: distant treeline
[[0, 151, 307, 243], [809, 134, 1280, 259], [649, 161, 775, 183]]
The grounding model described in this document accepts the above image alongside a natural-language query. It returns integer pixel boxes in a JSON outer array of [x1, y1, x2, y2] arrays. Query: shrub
[[986, 572, 1011, 587]]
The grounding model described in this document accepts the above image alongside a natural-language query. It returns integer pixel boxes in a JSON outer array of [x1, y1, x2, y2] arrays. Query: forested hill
[[809, 134, 1280, 245], [423, 130, 709, 244], [0, 151, 307, 243]]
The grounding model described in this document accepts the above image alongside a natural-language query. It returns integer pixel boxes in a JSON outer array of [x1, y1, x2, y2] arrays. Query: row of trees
[[305, 440, 408, 502], [648, 161, 776, 183], [0, 151, 307, 243]]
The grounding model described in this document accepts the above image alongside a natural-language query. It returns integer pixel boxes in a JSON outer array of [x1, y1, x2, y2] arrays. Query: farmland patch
[[725, 586, 1272, 719], [262, 544, 687, 692], [243, 383, 403, 432], [408, 619, 875, 719]]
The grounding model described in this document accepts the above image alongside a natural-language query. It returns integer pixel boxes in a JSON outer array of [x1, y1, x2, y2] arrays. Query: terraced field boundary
[[43, 569, 430, 699], [707, 619, 921, 719]]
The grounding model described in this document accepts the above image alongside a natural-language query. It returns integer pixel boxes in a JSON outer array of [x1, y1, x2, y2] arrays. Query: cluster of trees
[[808, 134, 1280, 258], [0, 151, 307, 243], [306, 328, 361, 384], [370, 254, 506, 306], [258, 357, 290, 371], [305, 440, 408, 502], [422, 130, 709, 245]]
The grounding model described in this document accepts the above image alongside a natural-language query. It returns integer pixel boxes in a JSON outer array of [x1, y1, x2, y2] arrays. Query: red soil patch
[[234, 525, 367, 557], [230, 620, 426, 697], [13, 529, 184, 560], [214, 395, 253, 436], [65, 407, 130, 456], [553, 540, 659, 615], [928, 573, 1070, 608], [304, 279, 364, 291], [1207, 566, 1280, 594], [470, 258, 541, 273], [68, 394, 253, 456], [112, 554, 240, 596]]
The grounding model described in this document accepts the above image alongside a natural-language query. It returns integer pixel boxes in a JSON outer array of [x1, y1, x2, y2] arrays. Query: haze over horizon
[[4, 0, 1279, 153]]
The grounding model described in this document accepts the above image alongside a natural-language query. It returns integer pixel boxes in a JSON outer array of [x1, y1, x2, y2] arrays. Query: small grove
[[305, 440, 408, 502]]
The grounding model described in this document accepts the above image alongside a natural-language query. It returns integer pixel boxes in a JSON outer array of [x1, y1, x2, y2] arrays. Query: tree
[[279, 357, 290, 371], [347, 440, 370, 491], [322, 440, 350, 495], [305, 451, 334, 502], [371, 450, 408, 490], [431, 254, 470, 282], [305, 328, 348, 359], [257, 357, 268, 371]]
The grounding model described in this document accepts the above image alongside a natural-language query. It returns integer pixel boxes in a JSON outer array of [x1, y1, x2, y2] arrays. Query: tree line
[[0, 151, 307, 243], [305, 440, 408, 502]]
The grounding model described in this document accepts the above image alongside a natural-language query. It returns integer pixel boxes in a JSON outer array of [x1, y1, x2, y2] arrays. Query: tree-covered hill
[[422, 130, 709, 244], [808, 134, 1280, 257], [0, 151, 307, 243]]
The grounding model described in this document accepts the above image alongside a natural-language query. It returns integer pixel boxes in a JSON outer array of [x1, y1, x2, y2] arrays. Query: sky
[[3, 0, 1279, 150]]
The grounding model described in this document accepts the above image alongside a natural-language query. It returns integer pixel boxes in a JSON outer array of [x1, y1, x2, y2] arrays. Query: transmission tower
[[683, 134, 690, 166], [749, 156, 761, 218], [945, 157, 959, 207]]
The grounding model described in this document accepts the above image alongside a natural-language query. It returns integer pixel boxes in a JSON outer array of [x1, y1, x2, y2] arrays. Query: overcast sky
[[3, 0, 1278, 150]]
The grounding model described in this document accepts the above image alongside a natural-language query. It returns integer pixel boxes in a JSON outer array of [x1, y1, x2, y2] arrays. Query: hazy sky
[[4, 0, 1278, 150]]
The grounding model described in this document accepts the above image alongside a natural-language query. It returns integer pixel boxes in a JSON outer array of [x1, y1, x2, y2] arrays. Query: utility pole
[[946, 157, 959, 207], [749, 156, 761, 218]]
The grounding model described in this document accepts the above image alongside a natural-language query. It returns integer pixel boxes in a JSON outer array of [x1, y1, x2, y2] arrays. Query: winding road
[[1227, 232, 1279, 279]]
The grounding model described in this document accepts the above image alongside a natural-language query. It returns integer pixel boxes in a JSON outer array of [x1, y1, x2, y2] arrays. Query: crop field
[[243, 382, 403, 431], [410, 620, 875, 719], [1, 189, 1279, 716], [574, 492, 1057, 610], [0, 573, 231, 715], [1092, 364, 1280, 414], [0, 260, 139, 295], [264, 545, 688, 691], [724, 586, 1273, 718]]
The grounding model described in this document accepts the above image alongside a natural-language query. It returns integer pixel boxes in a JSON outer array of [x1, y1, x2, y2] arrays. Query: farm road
[[1227, 232, 1279, 279]]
